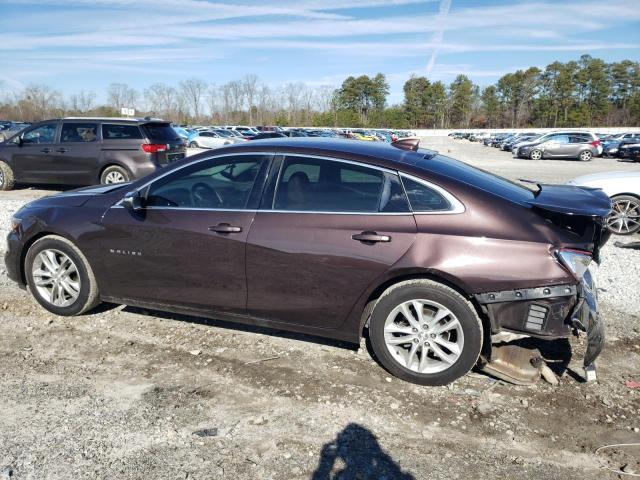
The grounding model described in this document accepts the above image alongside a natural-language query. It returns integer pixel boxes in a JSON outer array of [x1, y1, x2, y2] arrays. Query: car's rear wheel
[[25, 236, 100, 316], [579, 150, 593, 161], [100, 165, 130, 184], [529, 149, 542, 160], [607, 195, 640, 235], [0, 160, 15, 191], [368, 280, 483, 386]]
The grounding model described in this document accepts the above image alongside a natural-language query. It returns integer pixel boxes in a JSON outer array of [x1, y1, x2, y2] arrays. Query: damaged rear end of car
[[474, 183, 611, 383]]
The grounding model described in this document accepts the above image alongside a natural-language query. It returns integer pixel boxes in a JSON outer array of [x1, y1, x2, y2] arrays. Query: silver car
[[515, 132, 601, 161]]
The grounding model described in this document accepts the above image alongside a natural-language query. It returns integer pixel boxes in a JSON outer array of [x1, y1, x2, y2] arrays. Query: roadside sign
[[120, 107, 135, 117]]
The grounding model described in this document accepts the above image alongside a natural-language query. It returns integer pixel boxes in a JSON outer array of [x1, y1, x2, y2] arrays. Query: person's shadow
[[311, 423, 415, 480]]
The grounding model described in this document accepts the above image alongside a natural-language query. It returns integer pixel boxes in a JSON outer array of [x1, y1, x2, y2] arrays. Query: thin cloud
[[425, 0, 452, 75]]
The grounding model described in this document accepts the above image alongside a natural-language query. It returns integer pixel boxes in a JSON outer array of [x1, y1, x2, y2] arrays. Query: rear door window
[[274, 156, 408, 213], [569, 134, 590, 144], [102, 124, 143, 140], [61, 123, 98, 143]]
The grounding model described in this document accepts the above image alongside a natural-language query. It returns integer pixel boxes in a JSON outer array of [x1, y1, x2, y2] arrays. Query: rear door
[[246, 155, 417, 329], [53, 122, 100, 184], [97, 153, 271, 313], [12, 122, 59, 182]]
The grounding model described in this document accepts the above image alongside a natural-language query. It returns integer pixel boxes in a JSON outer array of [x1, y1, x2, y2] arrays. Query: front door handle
[[41, 148, 52, 153], [55, 148, 67, 153], [352, 231, 391, 243], [208, 223, 242, 234]]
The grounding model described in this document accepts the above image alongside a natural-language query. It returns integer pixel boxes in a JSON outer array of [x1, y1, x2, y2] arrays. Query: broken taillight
[[557, 249, 592, 280]]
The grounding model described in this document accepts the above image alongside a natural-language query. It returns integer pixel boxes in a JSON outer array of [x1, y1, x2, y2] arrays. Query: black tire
[[189, 141, 199, 148], [529, 149, 543, 160], [100, 165, 130, 184], [0, 160, 15, 191], [25, 235, 100, 316], [368, 279, 483, 386], [579, 150, 593, 162]]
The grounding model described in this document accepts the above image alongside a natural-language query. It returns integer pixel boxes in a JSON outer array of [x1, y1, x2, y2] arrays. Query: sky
[[0, 0, 639, 105]]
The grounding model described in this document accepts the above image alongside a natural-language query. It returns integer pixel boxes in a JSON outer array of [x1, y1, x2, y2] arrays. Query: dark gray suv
[[0, 118, 186, 191]]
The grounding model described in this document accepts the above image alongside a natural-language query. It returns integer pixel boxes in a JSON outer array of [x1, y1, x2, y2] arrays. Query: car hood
[[568, 171, 640, 185], [25, 183, 131, 208]]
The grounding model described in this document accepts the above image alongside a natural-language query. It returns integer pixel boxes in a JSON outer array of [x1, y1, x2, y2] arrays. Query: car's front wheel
[[189, 141, 199, 148], [368, 280, 483, 386], [0, 160, 15, 191], [606, 195, 640, 235], [25, 235, 101, 316], [529, 149, 543, 160]]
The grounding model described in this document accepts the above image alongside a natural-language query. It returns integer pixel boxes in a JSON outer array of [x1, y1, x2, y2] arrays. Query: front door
[[97, 153, 271, 314], [246, 155, 417, 329], [12, 122, 59, 183]]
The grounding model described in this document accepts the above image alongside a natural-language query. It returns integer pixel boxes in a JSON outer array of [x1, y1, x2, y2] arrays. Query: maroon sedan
[[5, 138, 610, 385]]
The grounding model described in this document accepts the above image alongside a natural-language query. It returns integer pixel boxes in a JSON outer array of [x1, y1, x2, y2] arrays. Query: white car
[[188, 130, 236, 149], [568, 171, 640, 235]]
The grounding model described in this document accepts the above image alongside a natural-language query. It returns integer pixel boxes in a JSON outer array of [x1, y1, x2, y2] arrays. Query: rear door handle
[[208, 223, 242, 234], [41, 148, 52, 153], [352, 231, 391, 243], [55, 148, 67, 153]]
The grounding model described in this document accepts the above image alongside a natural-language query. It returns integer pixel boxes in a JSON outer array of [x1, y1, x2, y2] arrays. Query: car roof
[[37, 117, 169, 124], [216, 137, 427, 167]]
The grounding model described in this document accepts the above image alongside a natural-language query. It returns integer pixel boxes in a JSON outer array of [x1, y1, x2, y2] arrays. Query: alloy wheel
[[31, 249, 81, 307], [384, 299, 464, 374], [0, 169, 4, 187], [580, 151, 592, 161], [607, 198, 640, 235], [104, 171, 125, 184], [530, 150, 542, 160]]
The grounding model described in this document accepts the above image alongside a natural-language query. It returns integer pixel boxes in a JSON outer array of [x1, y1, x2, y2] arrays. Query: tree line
[[1, 55, 638, 128]]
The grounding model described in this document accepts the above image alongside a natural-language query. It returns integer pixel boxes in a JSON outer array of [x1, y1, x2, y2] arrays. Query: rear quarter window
[[102, 124, 143, 140], [401, 176, 451, 211]]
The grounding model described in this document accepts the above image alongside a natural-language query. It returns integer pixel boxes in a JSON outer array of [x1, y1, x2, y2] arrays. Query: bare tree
[[228, 80, 244, 122], [179, 78, 208, 121], [242, 74, 259, 125], [15, 84, 63, 121], [316, 85, 335, 113], [107, 83, 139, 112], [284, 82, 305, 125], [68, 90, 96, 113], [144, 83, 181, 121]]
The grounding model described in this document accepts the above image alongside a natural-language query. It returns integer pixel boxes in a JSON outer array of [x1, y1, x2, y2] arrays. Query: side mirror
[[17, 136, 23, 147], [122, 191, 144, 213]]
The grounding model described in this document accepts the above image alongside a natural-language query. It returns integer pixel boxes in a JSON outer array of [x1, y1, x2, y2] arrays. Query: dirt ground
[[1, 138, 639, 479]]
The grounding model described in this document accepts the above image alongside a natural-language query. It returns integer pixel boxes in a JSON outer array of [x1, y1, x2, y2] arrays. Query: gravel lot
[[0, 138, 639, 480]]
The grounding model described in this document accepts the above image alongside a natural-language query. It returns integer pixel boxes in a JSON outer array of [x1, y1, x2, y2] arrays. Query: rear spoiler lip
[[525, 183, 612, 218]]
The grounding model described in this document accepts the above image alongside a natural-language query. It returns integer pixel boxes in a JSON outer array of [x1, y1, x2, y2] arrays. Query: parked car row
[[176, 125, 416, 144], [453, 130, 640, 162]]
